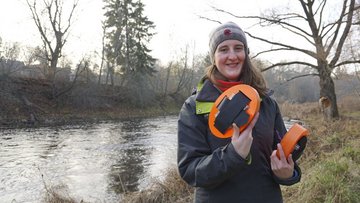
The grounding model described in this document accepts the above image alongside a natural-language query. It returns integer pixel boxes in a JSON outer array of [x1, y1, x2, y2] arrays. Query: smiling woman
[[177, 21, 303, 203]]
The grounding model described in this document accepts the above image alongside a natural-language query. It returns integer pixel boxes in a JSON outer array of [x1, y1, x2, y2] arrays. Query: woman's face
[[214, 40, 246, 81]]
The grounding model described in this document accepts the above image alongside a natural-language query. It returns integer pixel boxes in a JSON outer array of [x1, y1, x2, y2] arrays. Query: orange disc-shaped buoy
[[208, 84, 260, 138], [276, 123, 309, 160]]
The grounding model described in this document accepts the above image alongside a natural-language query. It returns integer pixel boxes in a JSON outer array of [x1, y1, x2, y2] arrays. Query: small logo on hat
[[224, 29, 232, 36]]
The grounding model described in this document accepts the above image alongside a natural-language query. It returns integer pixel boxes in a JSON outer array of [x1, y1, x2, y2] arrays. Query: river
[[0, 115, 178, 203]]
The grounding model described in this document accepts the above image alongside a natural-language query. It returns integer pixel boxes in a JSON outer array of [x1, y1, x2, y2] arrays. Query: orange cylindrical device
[[276, 123, 309, 160]]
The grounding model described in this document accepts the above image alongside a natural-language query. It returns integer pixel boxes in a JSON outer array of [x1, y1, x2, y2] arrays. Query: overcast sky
[[0, 0, 304, 65]]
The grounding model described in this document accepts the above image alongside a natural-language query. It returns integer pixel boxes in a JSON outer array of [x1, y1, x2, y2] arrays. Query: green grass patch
[[283, 149, 360, 203]]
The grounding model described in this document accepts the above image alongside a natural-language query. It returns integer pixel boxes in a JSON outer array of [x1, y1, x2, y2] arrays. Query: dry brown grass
[[279, 95, 360, 121], [42, 183, 80, 203], [120, 168, 194, 203], [281, 96, 360, 203], [279, 101, 320, 120], [338, 95, 360, 112]]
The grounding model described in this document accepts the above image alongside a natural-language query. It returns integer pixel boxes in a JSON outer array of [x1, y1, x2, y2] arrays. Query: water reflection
[[0, 116, 178, 202], [108, 119, 149, 193]]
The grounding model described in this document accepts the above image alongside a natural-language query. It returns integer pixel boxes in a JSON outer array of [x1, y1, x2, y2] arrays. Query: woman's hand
[[231, 113, 259, 159], [270, 143, 294, 179]]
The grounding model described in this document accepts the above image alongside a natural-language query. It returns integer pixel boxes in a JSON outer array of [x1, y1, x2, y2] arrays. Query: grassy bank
[[280, 97, 360, 203], [0, 76, 183, 129], [42, 97, 360, 203]]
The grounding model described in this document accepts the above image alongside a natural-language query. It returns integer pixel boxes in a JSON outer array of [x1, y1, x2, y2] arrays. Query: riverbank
[[0, 76, 182, 129], [0, 105, 180, 129]]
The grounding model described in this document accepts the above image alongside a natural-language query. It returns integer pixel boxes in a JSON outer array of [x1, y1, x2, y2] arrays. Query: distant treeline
[[1, 55, 359, 111]]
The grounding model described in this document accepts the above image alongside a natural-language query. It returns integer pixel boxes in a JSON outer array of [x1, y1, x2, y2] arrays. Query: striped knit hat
[[209, 22, 248, 63]]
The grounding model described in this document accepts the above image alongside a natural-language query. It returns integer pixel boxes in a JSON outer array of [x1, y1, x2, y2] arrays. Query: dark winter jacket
[[177, 79, 301, 203]]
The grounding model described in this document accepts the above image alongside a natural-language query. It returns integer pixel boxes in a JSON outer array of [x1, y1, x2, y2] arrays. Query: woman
[[177, 22, 301, 203]]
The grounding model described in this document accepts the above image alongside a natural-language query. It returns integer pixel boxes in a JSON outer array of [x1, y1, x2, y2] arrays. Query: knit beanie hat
[[209, 22, 248, 63]]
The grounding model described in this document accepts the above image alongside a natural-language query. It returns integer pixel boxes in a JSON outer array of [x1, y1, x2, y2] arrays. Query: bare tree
[[169, 45, 195, 102], [26, 0, 78, 99], [163, 62, 172, 99], [55, 57, 89, 98], [98, 23, 107, 85], [0, 41, 24, 77], [208, 0, 360, 119]]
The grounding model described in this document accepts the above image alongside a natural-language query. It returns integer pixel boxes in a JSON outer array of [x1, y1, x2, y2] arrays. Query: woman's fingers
[[277, 143, 286, 161], [287, 154, 294, 168], [248, 112, 259, 128], [270, 145, 295, 180], [231, 112, 259, 159], [232, 123, 240, 140]]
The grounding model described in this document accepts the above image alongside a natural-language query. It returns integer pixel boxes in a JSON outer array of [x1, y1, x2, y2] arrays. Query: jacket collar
[[195, 79, 220, 115], [195, 78, 270, 115], [196, 79, 221, 103]]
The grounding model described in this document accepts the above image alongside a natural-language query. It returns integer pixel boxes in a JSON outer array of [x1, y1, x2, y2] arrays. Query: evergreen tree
[[131, 1, 156, 75], [103, 0, 156, 85]]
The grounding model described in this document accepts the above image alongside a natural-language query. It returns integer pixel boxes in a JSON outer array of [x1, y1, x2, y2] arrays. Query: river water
[[0, 115, 178, 203]]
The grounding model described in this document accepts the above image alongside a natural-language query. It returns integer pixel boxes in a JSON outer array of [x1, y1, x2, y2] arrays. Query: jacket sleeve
[[272, 100, 302, 186], [177, 96, 249, 189]]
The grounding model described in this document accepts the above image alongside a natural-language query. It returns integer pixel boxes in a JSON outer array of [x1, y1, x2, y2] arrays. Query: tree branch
[[325, 0, 349, 57], [316, 0, 327, 31], [251, 48, 291, 59], [280, 73, 319, 84], [26, 0, 53, 54], [277, 23, 315, 45], [245, 32, 318, 59], [212, 7, 313, 38], [197, 15, 222, 24], [261, 61, 317, 72], [63, 0, 78, 37], [335, 60, 360, 67]]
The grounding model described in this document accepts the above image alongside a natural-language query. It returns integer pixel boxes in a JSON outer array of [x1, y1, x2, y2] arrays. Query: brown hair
[[205, 56, 268, 97]]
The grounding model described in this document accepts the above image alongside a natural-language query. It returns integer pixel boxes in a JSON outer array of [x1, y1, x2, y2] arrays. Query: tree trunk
[[318, 63, 339, 119], [50, 56, 58, 100]]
